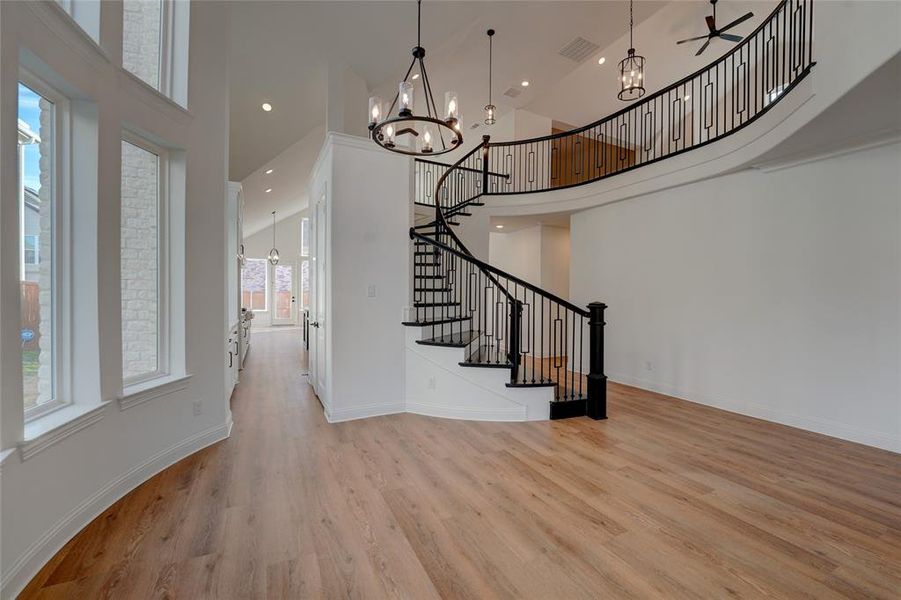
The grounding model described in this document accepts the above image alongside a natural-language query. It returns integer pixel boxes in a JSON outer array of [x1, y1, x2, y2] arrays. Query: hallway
[[21, 329, 901, 599]]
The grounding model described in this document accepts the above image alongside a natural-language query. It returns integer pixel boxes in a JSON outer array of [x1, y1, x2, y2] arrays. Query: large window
[[122, 0, 165, 91], [242, 259, 268, 311], [121, 138, 166, 383], [18, 80, 63, 420]]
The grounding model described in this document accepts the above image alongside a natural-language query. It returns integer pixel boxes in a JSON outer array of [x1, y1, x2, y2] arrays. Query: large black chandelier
[[368, 0, 462, 156], [618, 0, 646, 101]]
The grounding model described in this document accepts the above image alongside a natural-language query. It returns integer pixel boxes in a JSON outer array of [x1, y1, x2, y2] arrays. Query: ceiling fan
[[677, 0, 754, 56]]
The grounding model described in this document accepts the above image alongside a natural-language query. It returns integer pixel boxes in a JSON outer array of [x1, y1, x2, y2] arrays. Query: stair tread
[[416, 330, 481, 348], [460, 344, 512, 368], [415, 275, 444, 280], [414, 287, 452, 292], [402, 316, 472, 327]]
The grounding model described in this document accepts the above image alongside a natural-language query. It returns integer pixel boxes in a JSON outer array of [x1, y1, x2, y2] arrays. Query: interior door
[[309, 189, 328, 405], [271, 260, 297, 326]]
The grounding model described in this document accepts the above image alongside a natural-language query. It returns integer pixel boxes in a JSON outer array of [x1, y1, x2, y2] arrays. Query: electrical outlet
[[645, 361, 653, 372], [367, 284, 377, 298], [192, 400, 202, 416], [427, 376, 437, 390]]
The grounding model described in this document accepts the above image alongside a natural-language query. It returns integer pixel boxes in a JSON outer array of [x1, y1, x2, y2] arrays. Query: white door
[[271, 260, 297, 326], [309, 189, 328, 405]]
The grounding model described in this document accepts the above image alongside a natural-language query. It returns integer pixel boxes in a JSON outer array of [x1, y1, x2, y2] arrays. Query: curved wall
[[0, 3, 232, 597]]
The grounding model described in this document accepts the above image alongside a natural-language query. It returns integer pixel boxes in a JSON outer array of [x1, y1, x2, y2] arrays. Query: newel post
[[481, 135, 491, 194], [587, 302, 607, 420], [508, 299, 523, 383]]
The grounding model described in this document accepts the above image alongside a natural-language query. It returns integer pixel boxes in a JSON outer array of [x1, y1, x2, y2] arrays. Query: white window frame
[[19, 71, 73, 424], [242, 258, 269, 313], [120, 132, 170, 387], [122, 0, 176, 97]]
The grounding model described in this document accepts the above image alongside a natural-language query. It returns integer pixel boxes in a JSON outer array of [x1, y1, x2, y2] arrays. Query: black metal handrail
[[409, 138, 605, 416], [484, 0, 814, 194], [410, 231, 588, 318]]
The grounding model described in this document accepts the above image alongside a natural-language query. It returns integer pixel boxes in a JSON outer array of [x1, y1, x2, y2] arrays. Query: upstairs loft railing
[[409, 0, 814, 419], [416, 0, 815, 199]]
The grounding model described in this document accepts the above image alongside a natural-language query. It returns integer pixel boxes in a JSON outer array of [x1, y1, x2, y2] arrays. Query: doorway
[[271, 260, 297, 326]]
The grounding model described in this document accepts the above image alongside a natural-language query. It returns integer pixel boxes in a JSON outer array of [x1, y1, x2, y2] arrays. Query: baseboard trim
[[608, 372, 900, 453], [325, 402, 406, 423], [1, 420, 232, 599], [406, 401, 526, 422]]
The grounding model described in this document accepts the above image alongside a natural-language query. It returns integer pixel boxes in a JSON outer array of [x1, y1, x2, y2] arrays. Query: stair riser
[[412, 290, 455, 304]]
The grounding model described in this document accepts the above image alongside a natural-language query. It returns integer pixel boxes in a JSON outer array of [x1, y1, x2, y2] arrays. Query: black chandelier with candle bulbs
[[368, 0, 463, 156]]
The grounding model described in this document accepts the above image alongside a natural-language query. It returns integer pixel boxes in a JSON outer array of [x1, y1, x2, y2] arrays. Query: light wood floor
[[21, 330, 901, 599]]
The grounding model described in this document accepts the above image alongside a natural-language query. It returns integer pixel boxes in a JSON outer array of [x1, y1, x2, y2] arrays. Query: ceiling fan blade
[[718, 12, 754, 34], [719, 33, 743, 42], [677, 34, 710, 44], [705, 15, 716, 32], [695, 40, 711, 56]]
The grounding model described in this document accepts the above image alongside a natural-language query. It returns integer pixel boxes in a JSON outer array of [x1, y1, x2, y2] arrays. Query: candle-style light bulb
[[368, 96, 383, 128], [399, 81, 414, 116]]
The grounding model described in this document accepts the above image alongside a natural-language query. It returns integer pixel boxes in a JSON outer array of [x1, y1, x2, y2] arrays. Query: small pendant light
[[267, 210, 280, 265], [484, 29, 496, 125], [618, 0, 646, 101]]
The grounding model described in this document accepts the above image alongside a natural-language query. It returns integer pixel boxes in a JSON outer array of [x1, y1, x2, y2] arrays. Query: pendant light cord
[[417, 0, 422, 48], [629, 0, 634, 49], [488, 31, 493, 105], [271, 211, 276, 248]]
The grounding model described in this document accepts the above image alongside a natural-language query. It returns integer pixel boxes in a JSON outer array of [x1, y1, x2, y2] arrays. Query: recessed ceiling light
[[495, 224, 504, 229], [265, 169, 273, 175], [261, 102, 273, 112], [412, 73, 420, 80], [684, 95, 691, 101], [265, 188, 272, 193], [597, 57, 606, 65], [520, 80, 530, 87]]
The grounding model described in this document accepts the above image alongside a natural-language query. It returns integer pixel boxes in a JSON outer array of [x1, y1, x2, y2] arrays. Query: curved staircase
[[401, 0, 814, 421]]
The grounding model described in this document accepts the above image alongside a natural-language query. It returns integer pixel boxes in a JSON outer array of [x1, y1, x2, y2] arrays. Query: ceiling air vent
[[470, 122, 481, 130], [503, 86, 522, 98], [558, 36, 600, 62]]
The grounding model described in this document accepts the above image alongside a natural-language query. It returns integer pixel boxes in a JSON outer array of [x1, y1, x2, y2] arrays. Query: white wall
[[570, 141, 901, 452], [0, 2, 231, 596], [489, 226, 541, 284], [244, 210, 307, 261], [489, 224, 570, 300], [310, 133, 411, 422]]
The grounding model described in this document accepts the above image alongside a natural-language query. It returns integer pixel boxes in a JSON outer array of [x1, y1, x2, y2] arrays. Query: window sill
[[118, 374, 192, 411], [20, 402, 109, 461]]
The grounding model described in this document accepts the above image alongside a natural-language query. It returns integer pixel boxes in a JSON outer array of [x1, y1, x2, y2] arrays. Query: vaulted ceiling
[[228, 1, 776, 236], [228, 1, 670, 181]]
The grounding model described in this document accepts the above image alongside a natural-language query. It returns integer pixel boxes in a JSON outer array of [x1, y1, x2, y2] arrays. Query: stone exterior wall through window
[[121, 141, 159, 380], [122, 0, 162, 90]]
